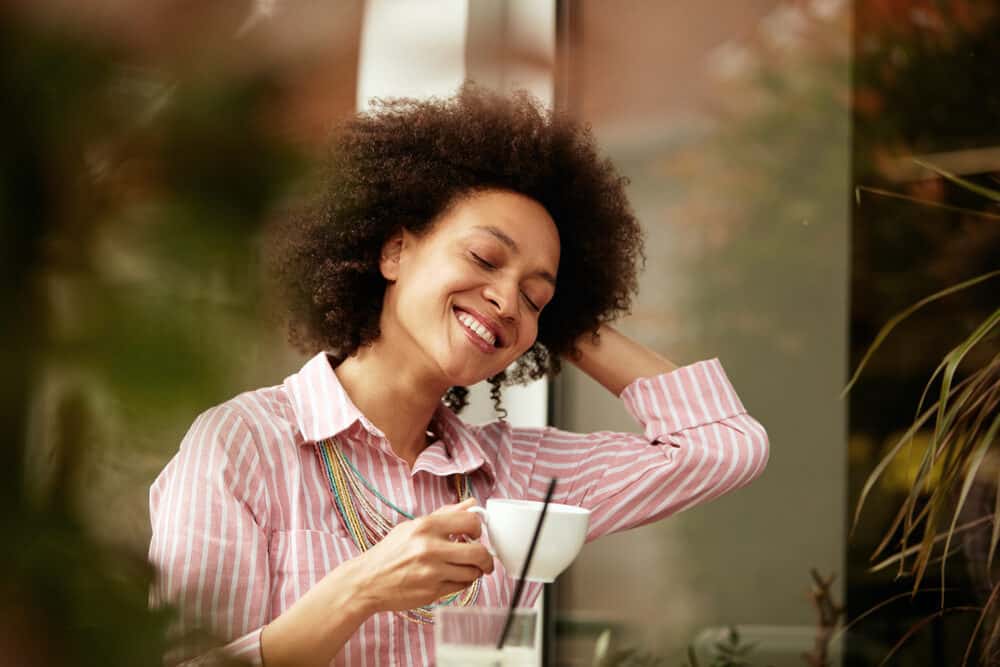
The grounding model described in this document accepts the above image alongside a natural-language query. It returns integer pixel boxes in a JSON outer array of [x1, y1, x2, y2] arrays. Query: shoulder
[[467, 418, 507, 448], [472, 418, 550, 453], [181, 383, 298, 463]]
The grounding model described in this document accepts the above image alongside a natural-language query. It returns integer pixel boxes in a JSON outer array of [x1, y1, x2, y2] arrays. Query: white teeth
[[457, 311, 496, 346]]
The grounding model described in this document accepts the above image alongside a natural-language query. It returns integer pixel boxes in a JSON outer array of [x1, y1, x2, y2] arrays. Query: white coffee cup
[[468, 498, 591, 583]]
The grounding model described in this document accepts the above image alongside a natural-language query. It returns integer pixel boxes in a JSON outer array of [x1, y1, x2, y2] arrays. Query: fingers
[[439, 563, 486, 585], [427, 503, 483, 538], [437, 579, 475, 600], [432, 497, 478, 514], [438, 540, 495, 575], [436, 563, 489, 599]]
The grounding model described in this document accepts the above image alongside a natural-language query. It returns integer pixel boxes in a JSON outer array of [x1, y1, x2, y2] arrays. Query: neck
[[332, 340, 448, 469]]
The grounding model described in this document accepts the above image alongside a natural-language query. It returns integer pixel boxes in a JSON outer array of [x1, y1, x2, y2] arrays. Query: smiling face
[[378, 189, 560, 389]]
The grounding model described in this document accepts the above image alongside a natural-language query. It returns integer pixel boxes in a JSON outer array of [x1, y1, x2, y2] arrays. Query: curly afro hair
[[273, 82, 644, 415]]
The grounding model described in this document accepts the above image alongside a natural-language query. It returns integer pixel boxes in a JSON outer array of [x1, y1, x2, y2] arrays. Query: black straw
[[496, 477, 557, 650]]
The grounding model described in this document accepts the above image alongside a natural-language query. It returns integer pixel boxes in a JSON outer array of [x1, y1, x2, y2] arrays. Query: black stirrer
[[495, 477, 557, 650]]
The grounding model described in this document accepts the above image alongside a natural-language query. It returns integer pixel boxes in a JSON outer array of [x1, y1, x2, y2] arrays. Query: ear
[[379, 229, 405, 281]]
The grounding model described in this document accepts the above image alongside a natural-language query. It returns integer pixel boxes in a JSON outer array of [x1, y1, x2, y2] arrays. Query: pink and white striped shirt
[[148, 351, 768, 666]]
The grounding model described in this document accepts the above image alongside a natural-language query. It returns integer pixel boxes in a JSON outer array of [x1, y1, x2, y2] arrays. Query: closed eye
[[470, 252, 494, 269], [471, 252, 541, 312]]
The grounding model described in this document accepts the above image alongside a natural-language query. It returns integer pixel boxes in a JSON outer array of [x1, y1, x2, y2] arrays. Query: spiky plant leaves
[[848, 173, 1000, 662], [912, 159, 1000, 204]]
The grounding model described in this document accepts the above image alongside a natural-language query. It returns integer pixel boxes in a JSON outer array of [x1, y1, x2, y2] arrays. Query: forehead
[[434, 190, 560, 267]]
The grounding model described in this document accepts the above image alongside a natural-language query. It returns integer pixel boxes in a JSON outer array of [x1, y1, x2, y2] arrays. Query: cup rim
[[485, 498, 591, 516]]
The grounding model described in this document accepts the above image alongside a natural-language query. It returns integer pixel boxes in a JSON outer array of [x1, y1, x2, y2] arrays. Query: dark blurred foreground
[[0, 3, 330, 662]]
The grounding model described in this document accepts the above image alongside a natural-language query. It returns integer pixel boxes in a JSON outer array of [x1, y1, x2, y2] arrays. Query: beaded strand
[[315, 438, 481, 624]]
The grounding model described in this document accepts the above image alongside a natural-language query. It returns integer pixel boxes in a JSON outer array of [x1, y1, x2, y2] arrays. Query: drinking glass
[[434, 606, 539, 667]]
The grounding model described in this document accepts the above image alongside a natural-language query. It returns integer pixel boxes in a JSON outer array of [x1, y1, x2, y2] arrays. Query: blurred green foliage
[[1, 6, 308, 663]]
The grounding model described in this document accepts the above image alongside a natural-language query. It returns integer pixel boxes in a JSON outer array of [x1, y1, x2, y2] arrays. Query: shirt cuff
[[620, 358, 747, 439], [179, 628, 264, 666], [222, 628, 264, 666]]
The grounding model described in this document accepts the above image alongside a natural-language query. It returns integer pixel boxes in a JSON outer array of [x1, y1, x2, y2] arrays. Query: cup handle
[[466, 506, 497, 557]]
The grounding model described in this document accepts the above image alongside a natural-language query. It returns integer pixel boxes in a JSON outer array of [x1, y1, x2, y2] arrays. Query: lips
[[453, 307, 505, 350]]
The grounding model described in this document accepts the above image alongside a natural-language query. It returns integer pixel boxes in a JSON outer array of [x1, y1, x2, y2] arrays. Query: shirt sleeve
[[507, 358, 770, 541], [148, 405, 271, 666]]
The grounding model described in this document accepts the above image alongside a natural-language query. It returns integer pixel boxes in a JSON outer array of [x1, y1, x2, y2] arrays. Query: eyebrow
[[473, 225, 558, 287]]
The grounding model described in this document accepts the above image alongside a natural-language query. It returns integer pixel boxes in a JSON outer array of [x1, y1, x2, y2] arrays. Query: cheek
[[399, 266, 462, 307], [393, 274, 469, 339], [516, 321, 540, 354], [423, 260, 472, 292]]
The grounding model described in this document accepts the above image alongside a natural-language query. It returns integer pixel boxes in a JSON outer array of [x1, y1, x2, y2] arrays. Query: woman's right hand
[[263, 500, 491, 667], [349, 498, 495, 614]]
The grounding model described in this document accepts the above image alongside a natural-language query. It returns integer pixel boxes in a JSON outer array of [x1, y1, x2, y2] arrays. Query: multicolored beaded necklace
[[315, 437, 481, 624]]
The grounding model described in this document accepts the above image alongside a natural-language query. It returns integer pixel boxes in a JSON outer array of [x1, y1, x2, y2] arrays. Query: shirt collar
[[284, 352, 377, 444], [284, 352, 496, 482], [424, 401, 497, 482]]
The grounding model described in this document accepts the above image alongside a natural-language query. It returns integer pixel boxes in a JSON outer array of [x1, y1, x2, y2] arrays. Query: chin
[[438, 360, 500, 388], [444, 370, 492, 388], [433, 350, 501, 388]]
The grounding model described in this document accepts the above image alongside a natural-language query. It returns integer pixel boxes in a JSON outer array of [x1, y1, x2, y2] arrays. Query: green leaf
[[962, 581, 1000, 666], [939, 410, 999, 606], [907, 374, 995, 590], [855, 185, 1000, 220], [853, 396, 941, 533], [933, 309, 1000, 451], [592, 629, 612, 667], [869, 514, 993, 573], [990, 462, 1000, 579], [913, 158, 1000, 203], [842, 271, 1000, 399], [879, 607, 980, 667]]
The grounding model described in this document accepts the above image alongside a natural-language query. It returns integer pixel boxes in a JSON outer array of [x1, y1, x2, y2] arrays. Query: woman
[[148, 84, 769, 666]]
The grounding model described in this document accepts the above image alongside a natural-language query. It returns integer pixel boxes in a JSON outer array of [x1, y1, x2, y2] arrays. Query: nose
[[483, 279, 518, 323]]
